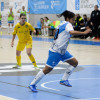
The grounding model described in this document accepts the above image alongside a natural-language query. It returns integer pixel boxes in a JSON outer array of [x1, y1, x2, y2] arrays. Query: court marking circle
[[41, 78, 100, 100]]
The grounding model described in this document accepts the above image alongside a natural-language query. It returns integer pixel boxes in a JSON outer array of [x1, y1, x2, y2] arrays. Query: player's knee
[[73, 60, 78, 67], [43, 66, 53, 74], [16, 52, 20, 56], [27, 52, 31, 56]]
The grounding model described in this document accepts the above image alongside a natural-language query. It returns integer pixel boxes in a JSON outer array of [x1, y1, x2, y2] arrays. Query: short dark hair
[[83, 14, 87, 17], [57, 10, 75, 20], [95, 5, 98, 8], [20, 13, 26, 18]]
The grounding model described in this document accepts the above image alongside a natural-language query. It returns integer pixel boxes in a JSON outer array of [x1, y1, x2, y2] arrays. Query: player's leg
[[13, 50, 22, 68], [8, 21, 11, 34], [11, 22, 14, 29], [29, 65, 52, 92], [26, 40, 39, 70], [60, 51, 78, 87], [26, 47, 39, 70], [13, 42, 25, 68], [11, 20, 14, 28], [29, 50, 61, 92]]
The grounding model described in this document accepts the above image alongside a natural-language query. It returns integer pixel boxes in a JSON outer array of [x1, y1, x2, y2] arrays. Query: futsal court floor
[[0, 34, 100, 100]]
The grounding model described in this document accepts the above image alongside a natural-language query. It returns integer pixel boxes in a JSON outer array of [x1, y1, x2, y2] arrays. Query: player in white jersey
[[29, 10, 91, 92]]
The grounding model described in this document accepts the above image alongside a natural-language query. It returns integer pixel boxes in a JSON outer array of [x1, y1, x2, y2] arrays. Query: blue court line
[[0, 35, 100, 46], [0, 65, 100, 100]]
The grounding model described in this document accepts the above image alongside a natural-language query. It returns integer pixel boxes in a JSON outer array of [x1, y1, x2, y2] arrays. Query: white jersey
[[50, 21, 74, 55]]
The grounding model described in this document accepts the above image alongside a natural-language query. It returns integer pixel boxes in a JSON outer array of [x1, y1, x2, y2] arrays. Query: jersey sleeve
[[29, 23, 35, 31], [12, 25, 17, 35], [65, 23, 74, 32]]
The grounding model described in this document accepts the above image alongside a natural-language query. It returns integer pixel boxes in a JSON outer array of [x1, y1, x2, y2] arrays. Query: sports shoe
[[92, 37, 96, 40], [86, 36, 91, 40], [29, 85, 37, 92], [96, 37, 99, 40], [34, 66, 40, 71], [60, 80, 72, 87], [13, 64, 22, 69]]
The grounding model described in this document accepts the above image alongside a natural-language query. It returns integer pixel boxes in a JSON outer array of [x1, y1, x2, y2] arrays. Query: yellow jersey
[[13, 22, 35, 43]]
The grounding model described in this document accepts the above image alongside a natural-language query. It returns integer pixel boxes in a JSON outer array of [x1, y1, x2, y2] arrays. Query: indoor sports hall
[[0, 0, 100, 100]]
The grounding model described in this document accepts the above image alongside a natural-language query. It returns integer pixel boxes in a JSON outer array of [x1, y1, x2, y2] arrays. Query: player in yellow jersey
[[11, 13, 39, 70]]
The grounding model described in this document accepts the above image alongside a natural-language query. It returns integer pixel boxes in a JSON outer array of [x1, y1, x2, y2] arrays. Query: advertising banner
[[29, 0, 67, 14]]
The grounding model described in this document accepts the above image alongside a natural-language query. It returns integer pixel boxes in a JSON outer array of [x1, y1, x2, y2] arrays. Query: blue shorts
[[0, 21, 2, 25], [46, 50, 73, 68], [8, 20, 14, 24]]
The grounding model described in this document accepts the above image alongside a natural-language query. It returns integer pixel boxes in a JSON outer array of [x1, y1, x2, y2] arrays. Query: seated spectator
[[83, 14, 88, 27], [74, 14, 84, 31], [86, 18, 94, 39], [74, 14, 86, 39]]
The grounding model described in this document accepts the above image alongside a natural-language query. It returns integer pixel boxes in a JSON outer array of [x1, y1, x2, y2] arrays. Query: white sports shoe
[[13, 64, 22, 69], [34, 66, 40, 71], [86, 36, 91, 40]]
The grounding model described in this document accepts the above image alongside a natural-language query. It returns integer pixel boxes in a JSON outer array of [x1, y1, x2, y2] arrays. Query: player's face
[[69, 17, 75, 25], [94, 5, 98, 10], [22, 6, 25, 10], [20, 16, 26, 25], [10, 8, 12, 12]]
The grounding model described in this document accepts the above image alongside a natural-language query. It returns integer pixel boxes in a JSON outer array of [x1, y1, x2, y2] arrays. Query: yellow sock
[[29, 54, 37, 67], [16, 56, 21, 66]]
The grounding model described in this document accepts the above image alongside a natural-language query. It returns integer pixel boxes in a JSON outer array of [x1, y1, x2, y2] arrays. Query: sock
[[61, 65, 75, 81], [16, 56, 21, 65], [29, 54, 37, 67], [30, 70, 45, 85], [8, 27, 10, 33]]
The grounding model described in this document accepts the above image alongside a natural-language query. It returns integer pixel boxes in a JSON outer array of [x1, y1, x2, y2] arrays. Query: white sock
[[61, 65, 75, 80], [30, 70, 45, 85]]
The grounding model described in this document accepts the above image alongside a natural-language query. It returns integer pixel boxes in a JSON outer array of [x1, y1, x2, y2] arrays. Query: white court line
[[41, 80, 60, 91], [0, 95, 17, 100], [41, 78, 100, 100], [75, 98, 100, 100], [0, 65, 65, 73]]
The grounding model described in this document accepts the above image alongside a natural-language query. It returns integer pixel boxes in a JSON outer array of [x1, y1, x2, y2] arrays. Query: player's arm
[[70, 29, 91, 35], [66, 23, 91, 35], [27, 8, 30, 14], [11, 34, 16, 47], [11, 12, 14, 18], [8, 13, 10, 17], [0, 14, 2, 18], [17, 9, 21, 13], [29, 24, 36, 34], [11, 26, 17, 47]]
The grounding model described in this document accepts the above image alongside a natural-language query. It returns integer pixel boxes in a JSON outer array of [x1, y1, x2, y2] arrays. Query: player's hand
[[11, 41, 14, 47], [90, 22, 93, 26], [84, 29, 92, 34], [33, 30, 36, 34]]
